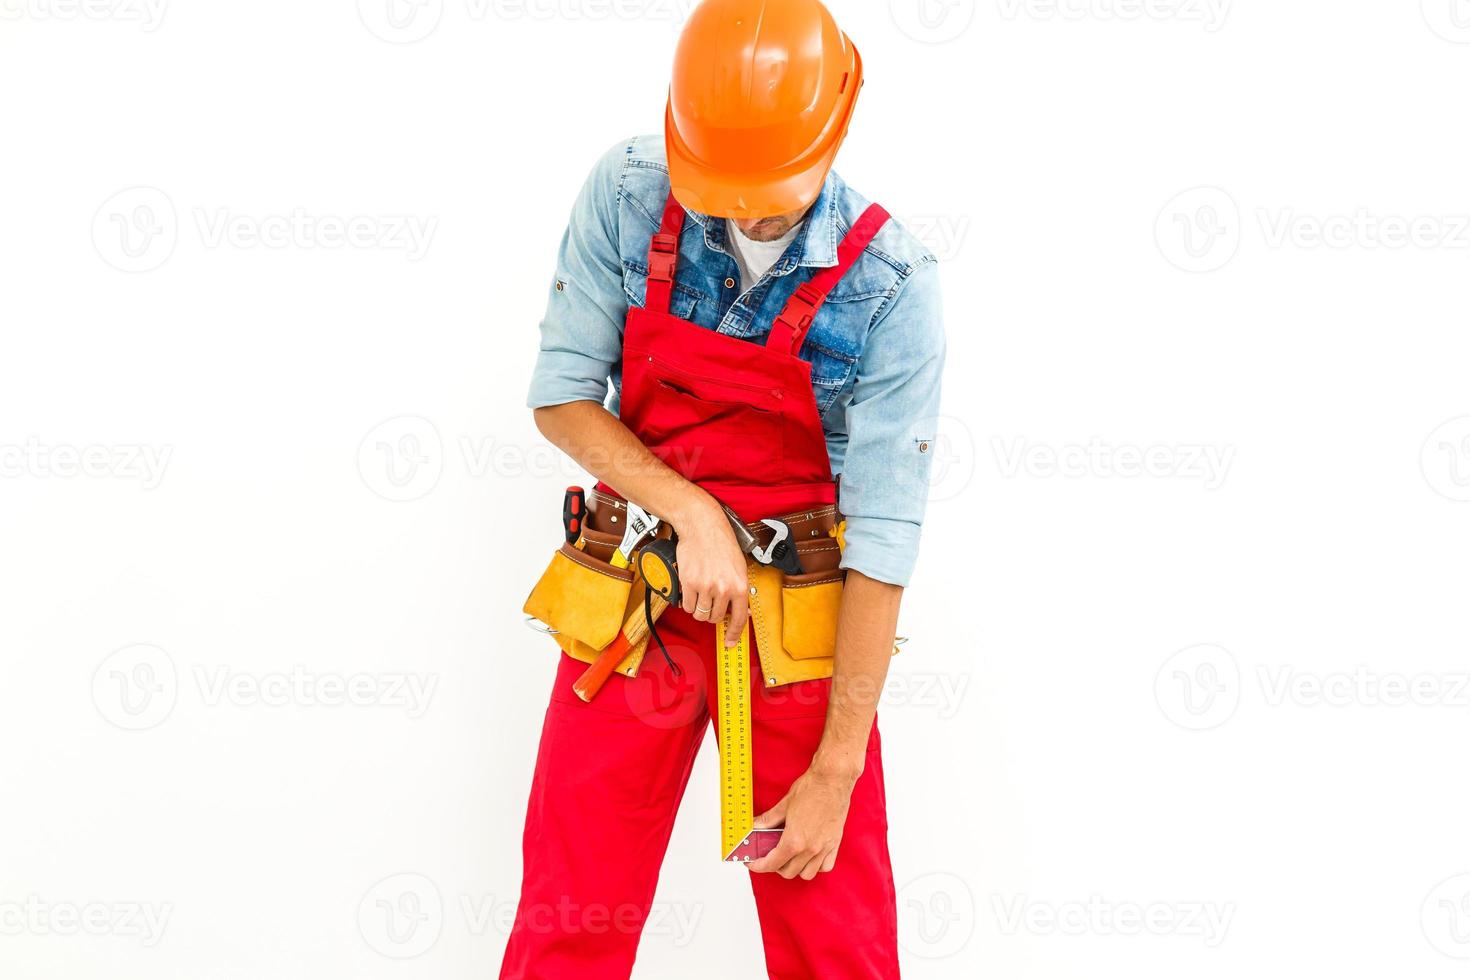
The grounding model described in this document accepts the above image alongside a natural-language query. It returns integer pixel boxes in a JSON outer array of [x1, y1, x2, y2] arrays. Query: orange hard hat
[[665, 0, 864, 219]]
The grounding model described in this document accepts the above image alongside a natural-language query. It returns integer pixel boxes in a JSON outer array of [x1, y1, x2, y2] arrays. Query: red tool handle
[[562, 486, 586, 545], [572, 594, 670, 702]]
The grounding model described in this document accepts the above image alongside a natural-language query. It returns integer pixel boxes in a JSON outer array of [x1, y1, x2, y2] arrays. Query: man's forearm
[[533, 400, 715, 527], [812, 570, 901, 780]]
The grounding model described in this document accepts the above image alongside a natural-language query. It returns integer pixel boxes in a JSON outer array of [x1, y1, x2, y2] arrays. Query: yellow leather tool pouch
[[781, 568, 845, 660], [523, 540, 634, 652]]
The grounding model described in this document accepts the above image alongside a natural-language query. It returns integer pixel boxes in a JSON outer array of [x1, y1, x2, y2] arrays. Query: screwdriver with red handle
[[562, 486, 586, 547]]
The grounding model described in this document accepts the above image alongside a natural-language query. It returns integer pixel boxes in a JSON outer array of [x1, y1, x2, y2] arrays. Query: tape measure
[[718, 619, 782, 863]]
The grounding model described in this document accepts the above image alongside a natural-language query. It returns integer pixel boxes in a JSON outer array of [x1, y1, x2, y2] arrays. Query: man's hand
[[747, 764, 860, 879], [671, 497, 749, 647]]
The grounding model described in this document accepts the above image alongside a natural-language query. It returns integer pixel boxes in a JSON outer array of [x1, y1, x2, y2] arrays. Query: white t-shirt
[[725, 219, 804, 294]]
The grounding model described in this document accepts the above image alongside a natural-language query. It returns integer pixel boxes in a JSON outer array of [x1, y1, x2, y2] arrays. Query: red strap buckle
[[647, 233, 678, 281], [774, 281, 824, 350]]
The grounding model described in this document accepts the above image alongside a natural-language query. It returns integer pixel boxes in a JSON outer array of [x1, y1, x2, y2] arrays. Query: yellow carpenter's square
[[719, 618, 781, 863]]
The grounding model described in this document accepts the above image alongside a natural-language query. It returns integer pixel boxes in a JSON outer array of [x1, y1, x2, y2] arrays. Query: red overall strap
[[766, 203, 891, 356], [644, 194, 688, 314]]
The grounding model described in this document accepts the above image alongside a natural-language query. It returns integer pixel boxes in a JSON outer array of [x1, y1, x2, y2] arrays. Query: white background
[[3, 1, 1470, 977]]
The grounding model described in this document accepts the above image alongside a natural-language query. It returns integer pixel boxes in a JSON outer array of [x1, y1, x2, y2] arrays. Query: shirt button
[[724, 277, 736, 289]]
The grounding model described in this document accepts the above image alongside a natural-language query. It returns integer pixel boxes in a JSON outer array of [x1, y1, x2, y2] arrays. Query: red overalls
[[500, 195, 901, 979]]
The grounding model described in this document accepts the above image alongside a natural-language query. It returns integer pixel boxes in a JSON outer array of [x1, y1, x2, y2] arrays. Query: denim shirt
[[528, 135, 945, 587]]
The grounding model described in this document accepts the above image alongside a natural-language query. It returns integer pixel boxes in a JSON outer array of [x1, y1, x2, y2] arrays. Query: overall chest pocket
[[634, 374, 787, 480]]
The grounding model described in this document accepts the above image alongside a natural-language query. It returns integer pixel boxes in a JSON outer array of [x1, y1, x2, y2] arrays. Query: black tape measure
[[635, 536, 682, 676]]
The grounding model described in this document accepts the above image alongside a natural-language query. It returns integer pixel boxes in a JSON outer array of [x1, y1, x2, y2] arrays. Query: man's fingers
[[820, 848, 837, 874], [798, 853, 826, 881], [707, 593, 731, 629], [752, 801, 787, 830], [777, 852, 809, 880], [724, 594, 749, 646], [685, 589, 714, 621], [748, 834, 797, 874]]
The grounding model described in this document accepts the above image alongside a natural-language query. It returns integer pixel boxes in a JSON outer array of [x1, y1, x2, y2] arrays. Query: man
[[502, 1, 944, 977]]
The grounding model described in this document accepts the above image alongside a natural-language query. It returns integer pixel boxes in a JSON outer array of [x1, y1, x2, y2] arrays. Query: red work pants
[[498, 606, 900, 979]]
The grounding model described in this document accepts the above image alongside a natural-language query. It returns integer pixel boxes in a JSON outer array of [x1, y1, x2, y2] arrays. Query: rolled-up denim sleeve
[[837, 259, 945, 587], [526, 141, 631, 409]]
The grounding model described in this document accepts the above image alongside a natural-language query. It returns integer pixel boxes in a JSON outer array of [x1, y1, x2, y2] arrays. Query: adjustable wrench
[[610, 502, 659, 568]]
